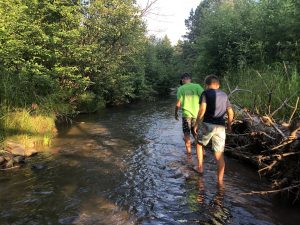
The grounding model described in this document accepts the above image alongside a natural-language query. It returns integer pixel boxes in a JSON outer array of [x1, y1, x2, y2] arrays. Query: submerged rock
[[31, 163, 48, 170]]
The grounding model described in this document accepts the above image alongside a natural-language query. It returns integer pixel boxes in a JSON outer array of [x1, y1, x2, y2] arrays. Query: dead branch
[[289, 126, 300, 138], [0, 165, 20, 171], [274, 152, 300, 160], [225, 73, 300, 203], [224, 77, 232, 93], [271, 123, 286, 138], [271, 95, 296, 117], [288, 97, 300, 125], [240, 184, 300, 196], [258, 160, 277, 173], [140, 0, 159, 17], [227, 131, 275, 140], [228, 86, 252, 98], [271, 139, 296, 151], [243, 108, 254, 122], [261, 115, 286, 138]]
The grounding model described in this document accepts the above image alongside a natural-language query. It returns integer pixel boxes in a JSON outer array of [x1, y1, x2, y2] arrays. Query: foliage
[[77, 92, 105, 113], [0, 0, 91, 111], [177, 0, 300, 118], [224, 65, 300, 120], [0, 0, 176, 143], [80, 0, 150, 105], [180, 0, 300, 77], [144, 36, 176, 95]]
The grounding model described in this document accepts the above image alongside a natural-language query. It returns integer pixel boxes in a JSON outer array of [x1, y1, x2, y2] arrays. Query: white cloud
[[136, 0, 201, 45]]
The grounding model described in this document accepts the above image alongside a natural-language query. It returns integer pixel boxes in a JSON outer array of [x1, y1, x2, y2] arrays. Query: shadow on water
[[0, 97, 300, 225]]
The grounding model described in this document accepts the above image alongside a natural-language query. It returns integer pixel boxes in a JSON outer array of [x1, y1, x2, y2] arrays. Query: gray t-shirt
[[200, 89, 231, 126]]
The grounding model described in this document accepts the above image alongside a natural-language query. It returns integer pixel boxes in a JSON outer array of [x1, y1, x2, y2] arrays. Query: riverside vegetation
[[1, 0, 300, 201], [0, 0, 176, 149]]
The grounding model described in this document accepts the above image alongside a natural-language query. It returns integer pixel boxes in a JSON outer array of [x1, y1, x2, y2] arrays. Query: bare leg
[[186, 153, 193, 165], [196, 143, 204, 173], [214, 151, 225, 185], [193, 131, 205, 156], [184, 133, 192, 154]]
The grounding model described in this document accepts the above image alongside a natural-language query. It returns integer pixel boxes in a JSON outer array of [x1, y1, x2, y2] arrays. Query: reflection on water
[[186, 177, 230, 224], [0, 97, 299, 225]]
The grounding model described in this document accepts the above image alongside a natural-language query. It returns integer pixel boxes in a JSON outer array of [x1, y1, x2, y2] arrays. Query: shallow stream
[[0, 98, 299, 225]]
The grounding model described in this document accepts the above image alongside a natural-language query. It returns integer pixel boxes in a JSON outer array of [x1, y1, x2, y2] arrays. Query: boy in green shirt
[[175, 73, 204, 154]]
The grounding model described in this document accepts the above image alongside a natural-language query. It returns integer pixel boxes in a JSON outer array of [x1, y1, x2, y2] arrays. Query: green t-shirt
[[177, 83, 204, 118]]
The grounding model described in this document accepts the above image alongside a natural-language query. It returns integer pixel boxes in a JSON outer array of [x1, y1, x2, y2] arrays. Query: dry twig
[[240, 184, 300, 196]]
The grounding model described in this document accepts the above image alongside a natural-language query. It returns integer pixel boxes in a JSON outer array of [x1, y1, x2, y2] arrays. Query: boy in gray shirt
[[194, 75, 234, 185]]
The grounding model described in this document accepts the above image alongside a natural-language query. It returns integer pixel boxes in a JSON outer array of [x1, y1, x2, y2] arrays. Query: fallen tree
[[224, 78, 300, 203]]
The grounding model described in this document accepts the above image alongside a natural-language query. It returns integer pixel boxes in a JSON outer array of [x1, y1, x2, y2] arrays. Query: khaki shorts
[[197, 122, 226, 152]]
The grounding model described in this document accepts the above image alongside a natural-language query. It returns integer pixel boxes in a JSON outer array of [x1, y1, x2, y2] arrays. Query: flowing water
[[0, 97, 299, 225]]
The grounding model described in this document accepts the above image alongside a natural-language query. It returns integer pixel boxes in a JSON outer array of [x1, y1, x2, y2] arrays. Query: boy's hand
[[193, 124, 198, 135], [175, 112, 179, 121]]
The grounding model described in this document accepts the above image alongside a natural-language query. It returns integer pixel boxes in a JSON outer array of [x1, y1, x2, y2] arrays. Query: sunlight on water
[[0, 98, 299, 225]]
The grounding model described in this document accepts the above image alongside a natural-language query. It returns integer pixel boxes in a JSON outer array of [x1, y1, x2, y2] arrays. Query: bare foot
[[192, 166, 203, 175]]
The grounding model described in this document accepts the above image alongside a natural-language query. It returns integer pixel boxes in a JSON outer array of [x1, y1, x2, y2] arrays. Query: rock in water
[[6, 141, 25, 155], [31, 163, 47, 170], [6, 141, 38, 157]]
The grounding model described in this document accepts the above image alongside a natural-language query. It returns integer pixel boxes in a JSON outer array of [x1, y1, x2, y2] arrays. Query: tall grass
[[1, 108, 56, 147], [0, 74, 57, 147], [224, 65, 300, 122]]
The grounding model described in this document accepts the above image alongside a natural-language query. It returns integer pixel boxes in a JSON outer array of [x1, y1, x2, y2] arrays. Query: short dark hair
[[181, 72, 191, 80], [204, 75, 220, 85]]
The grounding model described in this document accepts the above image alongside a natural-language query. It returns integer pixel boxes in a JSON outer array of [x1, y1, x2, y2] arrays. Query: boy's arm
[[194, 96, 207, 134], [175, 100, 181, 120], [226, 107, 234, 132]]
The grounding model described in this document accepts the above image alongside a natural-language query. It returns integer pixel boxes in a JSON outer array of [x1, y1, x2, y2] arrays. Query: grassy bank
[[0, 108, 56, 149], [223, 65, 300, 121]]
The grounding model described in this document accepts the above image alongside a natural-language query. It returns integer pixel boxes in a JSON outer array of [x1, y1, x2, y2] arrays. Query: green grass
[[223, 65, 300, 122], [0, 108, 56, 148]]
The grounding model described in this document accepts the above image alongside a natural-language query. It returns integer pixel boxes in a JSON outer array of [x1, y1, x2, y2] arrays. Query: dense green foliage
[[144, 36, 176, 95], [178, 0, 300, 118], [0, 0, 175, 111], [181, 0, 300, 76], [0, 0, 175, 142]]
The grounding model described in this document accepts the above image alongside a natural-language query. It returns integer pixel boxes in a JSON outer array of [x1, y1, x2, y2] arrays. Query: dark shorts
[[182, 117, 197, 136]]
